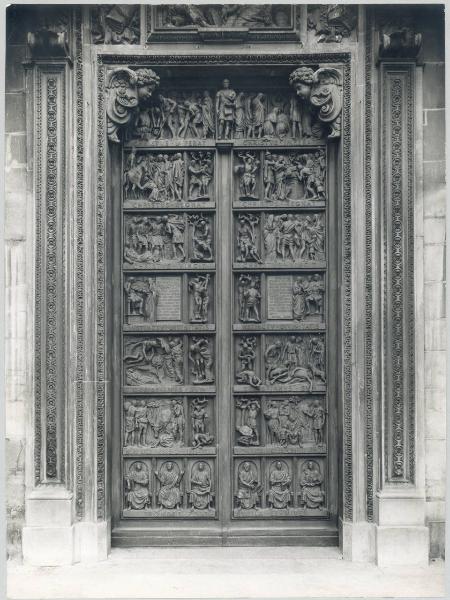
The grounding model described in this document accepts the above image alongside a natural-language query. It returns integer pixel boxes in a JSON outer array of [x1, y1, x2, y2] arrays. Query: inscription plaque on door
[[116, 66, 335, 538]]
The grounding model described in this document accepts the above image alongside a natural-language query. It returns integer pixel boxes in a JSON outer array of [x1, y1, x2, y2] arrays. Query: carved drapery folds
[[289, 66, 343, 139], [106, 67, 160, 142]]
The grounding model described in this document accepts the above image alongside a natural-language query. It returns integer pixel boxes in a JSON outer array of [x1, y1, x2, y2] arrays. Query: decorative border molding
[[74, 7, 85, 519], [381, 62, 416, 484], [95, 52, 353, 521], [96, 58, 107, 520], [33, 64, 67, 484], [364, 9, 374, 521]]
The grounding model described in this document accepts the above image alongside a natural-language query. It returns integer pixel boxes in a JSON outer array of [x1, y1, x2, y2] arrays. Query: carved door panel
[[113, 67, 338, 545]]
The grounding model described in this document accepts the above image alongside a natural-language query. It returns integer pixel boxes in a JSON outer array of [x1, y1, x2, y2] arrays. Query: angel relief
[[123, 336, 184, 386], [124, 214, 186, 266]]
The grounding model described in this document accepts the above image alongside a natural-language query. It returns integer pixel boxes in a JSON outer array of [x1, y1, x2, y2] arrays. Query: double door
[[112, 71, 337, 545]]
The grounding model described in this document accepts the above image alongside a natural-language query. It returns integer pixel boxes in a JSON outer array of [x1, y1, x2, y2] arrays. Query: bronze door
[[112, 67, 338, 546]]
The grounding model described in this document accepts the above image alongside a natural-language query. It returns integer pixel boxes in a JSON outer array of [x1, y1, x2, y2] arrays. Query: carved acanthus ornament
[[289, 66, 343, 139], [106, 67, 160, 142]]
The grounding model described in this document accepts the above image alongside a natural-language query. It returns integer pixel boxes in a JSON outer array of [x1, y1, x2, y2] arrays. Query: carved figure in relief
[[289, 66, 342, 139], [236, 337, 261, 388], [295, 153, 326, 201], [124, 401, 137, 446], [309, 336, 326, 382], [189, 275, 210, 323], [162, 215, 185, 261], [235, 152, 260, 200], [189, 214, 213, 262], [277, 213, 297, 260], [312, 399, 326, 446], [289, 95, 302, 139], [236, 214, 262, 263], [308, 4, 357, 43], [238, 274, 261, 322], [191, 397, 214, 448], [125, 462, 151, 510], [177, 97, 203, 139], [216, 79, 236, 139], [188, 152, 213, 200], [92, 5, 140, 45], [235, 92, 247, 139], [236, 462, 261, 510], [292, 275, 324, 321], [125, 277, 160, 322], [267, 461, 291, 509], [262, 106, 289, 139], [124, 337, 184, 386], [236, 398, 260, 446], [299, 461, 325, 509], [189, 337, 214, 384], [189, 462, 213, 510], [263, 153, 276, 200], [155, 461, 184, 509], [247, 93, 266, 138], [201, 91, 215, 138]]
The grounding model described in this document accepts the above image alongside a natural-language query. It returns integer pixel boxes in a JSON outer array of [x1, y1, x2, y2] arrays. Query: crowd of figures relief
[[124, 150, 214, 204], [127, 80, 330, 142], [124, 396, 214, 450], [235, 396, 326, 448], [124, 213, 214, 266], [235, 212, 325, 264]]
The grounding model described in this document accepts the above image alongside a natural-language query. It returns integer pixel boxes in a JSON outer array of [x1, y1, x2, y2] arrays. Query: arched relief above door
[[105, 64, 343, 144]]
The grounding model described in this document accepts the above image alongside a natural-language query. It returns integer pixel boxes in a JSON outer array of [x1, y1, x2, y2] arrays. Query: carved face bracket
[[106, 67, 161, 143], [289, 66, 343, 139]]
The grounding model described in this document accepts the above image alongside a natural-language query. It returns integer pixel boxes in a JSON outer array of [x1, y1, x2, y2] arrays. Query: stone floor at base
[[7, 547, 445, 599]]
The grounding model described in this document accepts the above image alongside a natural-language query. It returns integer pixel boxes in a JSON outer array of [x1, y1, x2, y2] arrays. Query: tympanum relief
[[107, 67, 343, 143]]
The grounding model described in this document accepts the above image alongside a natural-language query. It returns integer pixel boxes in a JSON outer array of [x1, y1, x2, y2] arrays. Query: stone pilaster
[[21, 7, 75, 566], [375, 11, 428, 565]]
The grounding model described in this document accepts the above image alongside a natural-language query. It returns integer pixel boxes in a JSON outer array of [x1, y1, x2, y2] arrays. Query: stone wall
[[5, 7, 29, 559], [420, 5, 446, 560]]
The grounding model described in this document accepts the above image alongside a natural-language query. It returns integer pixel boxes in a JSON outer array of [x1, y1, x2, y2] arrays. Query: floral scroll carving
[[289, 66, 343, 139], [106, 67, 160, 142]]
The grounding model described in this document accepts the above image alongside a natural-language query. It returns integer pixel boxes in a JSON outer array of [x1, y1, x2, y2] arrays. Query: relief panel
[[123, 395, 215, 454], [233, 149, 326, 207], [234, 211, 326, 267], [123, 212, 215, 268], [123, 457, 216, 518], [123, 334, 215, 389], [234, 395, 327, 453], [233, 457, 327, 518], [123, 149, 215, 208]]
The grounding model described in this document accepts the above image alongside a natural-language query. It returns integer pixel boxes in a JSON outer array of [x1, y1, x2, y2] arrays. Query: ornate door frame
[[23, 11, 428, 562], [93, 51, 353, 540]]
